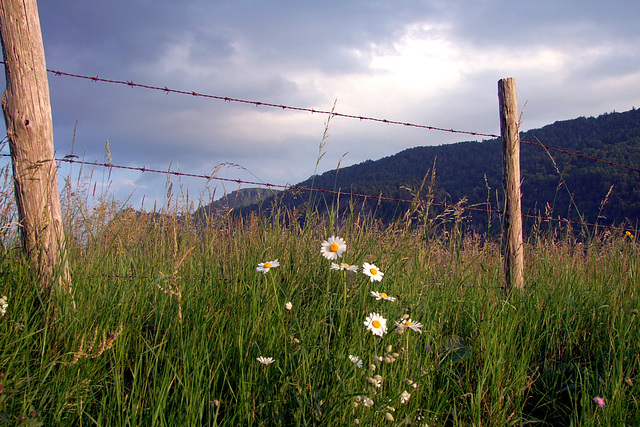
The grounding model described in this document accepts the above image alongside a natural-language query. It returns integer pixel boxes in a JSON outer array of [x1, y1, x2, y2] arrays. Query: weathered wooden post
[[498, 78, 524, 292], [0, 0, 72, 300]]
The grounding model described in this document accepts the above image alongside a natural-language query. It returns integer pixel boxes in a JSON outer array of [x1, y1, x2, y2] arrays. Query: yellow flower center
[[370, 268, 378, 275], [329, 243, 339, 252], [372, 320, 381, 328], [264, 262, 271, 268], [406, 321, 413, 326]]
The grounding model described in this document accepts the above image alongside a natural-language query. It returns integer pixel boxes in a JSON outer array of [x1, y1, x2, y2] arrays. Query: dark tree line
[[205, 108, 640, 233]]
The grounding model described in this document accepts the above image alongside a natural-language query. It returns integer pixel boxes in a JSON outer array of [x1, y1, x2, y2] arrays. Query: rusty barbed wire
[[54, 155, 490, 213], [40, 67, 500, 139], [74, 271, 506, 289], [56, 157, 640, 233], [0, 61, 496, 138], [0, 153, 633, 233], [520, 139, 640, 172], [2, 61, 638, 172]]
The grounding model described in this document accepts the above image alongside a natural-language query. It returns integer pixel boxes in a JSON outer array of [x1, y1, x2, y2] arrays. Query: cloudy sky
[[2, 0, 640, 210]]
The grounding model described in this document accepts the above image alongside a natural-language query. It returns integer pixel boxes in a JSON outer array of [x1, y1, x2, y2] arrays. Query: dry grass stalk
[[62, 323, 123, 366], [154, 245, 196, 323]]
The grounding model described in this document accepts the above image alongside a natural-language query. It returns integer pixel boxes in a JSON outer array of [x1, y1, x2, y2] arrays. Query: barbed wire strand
[[65, 157, 638, 232], [2, 61, 637, 173], [0, 153, 632, 234], [520, 139, 640, 172], [41, 65, 497, 139], [73, 271, 505, 289]]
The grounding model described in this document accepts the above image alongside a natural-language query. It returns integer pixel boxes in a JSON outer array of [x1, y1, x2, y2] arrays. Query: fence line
[[520, 139, 640, 173], [2, 61, 637, 174], [39, 64, 498, 139], [0, 153, 633, 234], [0, 63, 637, 234], [72, 271, 505, 290]]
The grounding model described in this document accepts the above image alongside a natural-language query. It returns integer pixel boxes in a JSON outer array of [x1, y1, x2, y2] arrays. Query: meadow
[[0, 187, 638, 426]]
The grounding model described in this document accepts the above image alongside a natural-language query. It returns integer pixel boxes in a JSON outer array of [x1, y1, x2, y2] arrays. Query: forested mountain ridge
[[203, 108, 640, 230]]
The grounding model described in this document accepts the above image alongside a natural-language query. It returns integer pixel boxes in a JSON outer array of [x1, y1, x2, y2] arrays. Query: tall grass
[[0, 194, 638, 425], [0, 147, 638, 425]]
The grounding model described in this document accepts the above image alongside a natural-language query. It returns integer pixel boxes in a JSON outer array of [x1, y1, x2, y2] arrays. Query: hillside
[[197, 187, 281, 216], [203, 108, 640, 231]]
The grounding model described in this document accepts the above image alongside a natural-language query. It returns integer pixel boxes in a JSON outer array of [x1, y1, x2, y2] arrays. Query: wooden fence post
[[0, 0, 72, 301], [498, 78, 524, 292]]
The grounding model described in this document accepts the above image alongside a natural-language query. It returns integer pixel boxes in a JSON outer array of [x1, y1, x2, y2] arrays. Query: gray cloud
[[1, 1, 639, 209]]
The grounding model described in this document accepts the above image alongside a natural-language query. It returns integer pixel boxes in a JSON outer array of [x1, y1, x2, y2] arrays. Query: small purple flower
[[593, 396, 606, 408], [425, 345, 432, 351]]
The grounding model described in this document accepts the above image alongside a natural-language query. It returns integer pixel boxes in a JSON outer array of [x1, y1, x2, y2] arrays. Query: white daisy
[[256, 259, 280, 273], [0, 296, 7, 316], [330, 262, 359, 272], [256, 356, 276, 365], [400, 390, 411, 404], [320, 236, 347, 260], [348, 355, 364, 368], [400, 318, 423, 333], [285, 301, 293, 311], [364, 312, 387, 337], [370, 291, 396, 301], [362, 262, 384, 282]]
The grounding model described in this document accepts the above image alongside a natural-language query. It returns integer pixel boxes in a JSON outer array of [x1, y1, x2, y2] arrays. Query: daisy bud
[[384, 412, 395, 421]]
